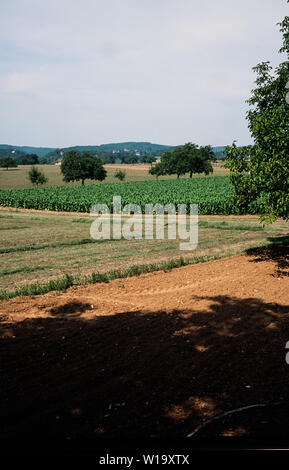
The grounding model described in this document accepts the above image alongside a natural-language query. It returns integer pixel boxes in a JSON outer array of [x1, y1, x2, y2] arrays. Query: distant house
[[54, 150, 64, 165]]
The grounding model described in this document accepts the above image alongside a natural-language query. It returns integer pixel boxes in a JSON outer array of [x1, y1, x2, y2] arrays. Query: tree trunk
[[190, 171, 192, 178], [82, 179, 85, 185]]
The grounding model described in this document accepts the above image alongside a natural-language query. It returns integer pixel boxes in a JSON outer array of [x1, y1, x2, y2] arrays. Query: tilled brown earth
[[0, 243, 289, 446]]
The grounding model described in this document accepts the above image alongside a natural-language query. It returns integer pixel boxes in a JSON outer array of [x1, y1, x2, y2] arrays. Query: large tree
[[61, 151, 107, 185], [0, 157, 18, 170], [149, 161, 165, 179], [184, 143, 214, 178], [160, 147, 187, 178], [225, 9, 289, 221], [155, 143, 214, 178]]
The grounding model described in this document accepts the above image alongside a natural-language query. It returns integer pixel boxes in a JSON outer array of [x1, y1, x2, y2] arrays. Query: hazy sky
[[0, 0, 287, 148]]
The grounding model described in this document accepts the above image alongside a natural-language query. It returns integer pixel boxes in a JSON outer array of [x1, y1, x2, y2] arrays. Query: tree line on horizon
[[0, 153, 39, 170], [59, 143, 216, 185], [0, 142, 218, 185]]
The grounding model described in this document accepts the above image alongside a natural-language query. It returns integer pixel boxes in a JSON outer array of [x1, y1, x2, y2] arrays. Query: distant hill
[[43, 142, 176, 163], [42, 143, 229, 164], [0, 142, 230, 163], [0, 147, 27, 159], [0, 144, 55, 158]]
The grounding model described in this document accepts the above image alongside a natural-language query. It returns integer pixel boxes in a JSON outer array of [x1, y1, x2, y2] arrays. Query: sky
[[0, 0, 287, 148]]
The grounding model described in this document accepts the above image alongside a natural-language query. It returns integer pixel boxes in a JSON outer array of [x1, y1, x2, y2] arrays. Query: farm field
[[0, 163, 229, 190], [0, 207, 288, 296], [1, 0, 288, 450], [1, 242, 288, 441], [0, 176, 254, 215], [0, 160, 288, 445]]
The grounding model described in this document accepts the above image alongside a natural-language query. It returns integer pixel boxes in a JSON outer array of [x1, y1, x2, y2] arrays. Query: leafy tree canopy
[[28, 166, 47, 186], [155, 142, 214, 178], [149, 162, 165, 179], [0, 156, 18, 170], [61, 151, 107, 185], [120, 154, 138, 164], [114, 170, 126, 181], [17, 154, 39, 165], [225, 9, 289, 221], [142, 155, 156, 164]]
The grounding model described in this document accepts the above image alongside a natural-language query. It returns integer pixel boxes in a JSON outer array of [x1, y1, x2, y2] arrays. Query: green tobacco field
[[0, 167, 288, 299], [0, 176, 257, 215]]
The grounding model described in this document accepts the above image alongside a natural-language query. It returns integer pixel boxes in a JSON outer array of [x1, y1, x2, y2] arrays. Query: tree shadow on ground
[[49, 301, 93, 317], [1, 293, 289, 447], [246, 236, 289, 277]]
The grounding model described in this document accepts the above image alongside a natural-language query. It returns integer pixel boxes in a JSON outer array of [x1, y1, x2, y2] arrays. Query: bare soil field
[[1, 243, 289, 445], [104, 163, 152, 170]]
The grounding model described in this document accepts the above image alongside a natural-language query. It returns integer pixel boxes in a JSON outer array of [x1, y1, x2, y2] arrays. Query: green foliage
[[158, 142, 214, 178], [142, 155, 156, 164], [0, 176, 261, 215], [43, 142, 175, 164], [149, 162, 165, 179], [16, 153, 39, 165], [98, 153, 116, 164], [114, 170, 126, 181], [0, 273, 74, 300], [120, 154, 138, 164], [161, 147, 187, 178], [0, 148, 26, 160], [60, 151, 107, 185], [0, 143, 231, 165], [0, 145, 54, 158], [0, 157, 18, 170], [225, 11, 289, 222], [28, 166, 48, 186]]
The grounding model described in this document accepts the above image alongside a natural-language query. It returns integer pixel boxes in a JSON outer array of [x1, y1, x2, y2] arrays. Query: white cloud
[[0, 0, 287, 146], [1, 73, 34, 93]]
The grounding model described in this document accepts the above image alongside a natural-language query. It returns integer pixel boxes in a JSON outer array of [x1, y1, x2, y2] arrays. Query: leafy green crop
[[0, 177, 260, 215]]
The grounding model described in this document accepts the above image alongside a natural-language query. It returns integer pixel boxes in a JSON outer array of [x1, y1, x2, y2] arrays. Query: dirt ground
[[0, 243, 289, 446], [0, 205, 260, 218], [104, 163, 152, 170]]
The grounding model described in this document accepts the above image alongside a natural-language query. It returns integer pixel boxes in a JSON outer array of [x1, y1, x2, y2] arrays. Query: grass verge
[[0, 238, 283, 301], [198, 220, 264, 231], [0, 237, 124, 254]]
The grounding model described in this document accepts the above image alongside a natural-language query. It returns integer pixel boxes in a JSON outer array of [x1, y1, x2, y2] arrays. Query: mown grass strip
[[198, 220, 264, 231], [0, 249, 260, 301], [0, 257, 204, 300], [71, 218, 92, 224], [0, 237, 124, 254], [1, 237, 287, 301], [0, 225, 30, 231], [0, 265, 53, 277]]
